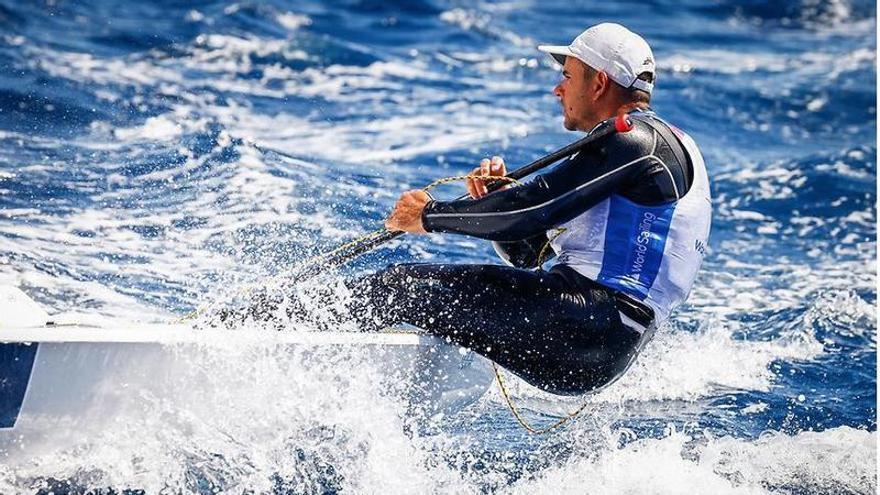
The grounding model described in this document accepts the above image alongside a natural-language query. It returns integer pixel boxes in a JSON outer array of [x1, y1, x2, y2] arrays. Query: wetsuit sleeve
[[422, 119, 661, 241]]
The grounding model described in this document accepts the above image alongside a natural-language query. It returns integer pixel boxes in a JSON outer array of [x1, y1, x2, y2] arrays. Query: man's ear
[[592, 71, 610, 102]]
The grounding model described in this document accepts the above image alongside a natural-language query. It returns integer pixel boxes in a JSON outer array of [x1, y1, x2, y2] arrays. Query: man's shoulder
[[627, 112, 700, 150], [562, 117, 657, 168], [599, 116, 659, 159]]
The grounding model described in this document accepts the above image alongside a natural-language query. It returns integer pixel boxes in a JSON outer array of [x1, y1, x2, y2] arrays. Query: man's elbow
[[493, 240, 541, 268]]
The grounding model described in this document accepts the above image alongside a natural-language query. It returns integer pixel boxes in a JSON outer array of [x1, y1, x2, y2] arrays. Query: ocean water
[[0, 0, 876, 493]]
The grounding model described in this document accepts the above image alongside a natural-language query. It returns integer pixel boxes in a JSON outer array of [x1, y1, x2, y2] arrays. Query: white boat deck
[[1, 322, 434, 346]]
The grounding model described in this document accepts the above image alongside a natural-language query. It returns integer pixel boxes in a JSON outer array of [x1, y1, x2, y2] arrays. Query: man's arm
[[385, 116, 692, 239], [421, 119, 660, 241]]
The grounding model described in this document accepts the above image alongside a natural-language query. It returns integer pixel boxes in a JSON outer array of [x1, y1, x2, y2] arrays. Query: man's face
[[553, 57, 598, 131]]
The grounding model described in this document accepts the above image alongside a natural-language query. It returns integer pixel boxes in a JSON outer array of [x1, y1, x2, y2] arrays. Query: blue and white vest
[[550, 122, 712, 324]]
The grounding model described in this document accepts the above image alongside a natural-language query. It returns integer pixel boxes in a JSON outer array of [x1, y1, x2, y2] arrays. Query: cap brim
[[537, 45, 573, 66]]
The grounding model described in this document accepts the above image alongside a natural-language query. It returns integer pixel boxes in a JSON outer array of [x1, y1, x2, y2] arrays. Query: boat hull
[[0, 325, 494, 459]]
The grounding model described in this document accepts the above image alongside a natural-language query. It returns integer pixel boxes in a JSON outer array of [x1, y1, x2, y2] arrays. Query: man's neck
[[581, 102, 650, 131]]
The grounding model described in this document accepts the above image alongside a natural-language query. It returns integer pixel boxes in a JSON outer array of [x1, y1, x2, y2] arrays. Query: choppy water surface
[[0, 0, 875, 493]]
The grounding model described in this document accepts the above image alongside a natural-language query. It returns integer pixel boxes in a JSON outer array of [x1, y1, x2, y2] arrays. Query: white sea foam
[[508, 426, 876, 495], [616, 323, 821, 401], [662, 46, 875, 83], [439, 7, 534, 47], [113, 115, 184, 141], [276, 12, 312, 30], [485, 312, 823, 419]]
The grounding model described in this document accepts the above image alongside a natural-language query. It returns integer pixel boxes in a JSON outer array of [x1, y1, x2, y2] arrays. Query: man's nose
[[553, 83, 563, 98]]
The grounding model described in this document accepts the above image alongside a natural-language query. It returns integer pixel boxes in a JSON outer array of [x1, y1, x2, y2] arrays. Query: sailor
[[351, 23, 712, 395]]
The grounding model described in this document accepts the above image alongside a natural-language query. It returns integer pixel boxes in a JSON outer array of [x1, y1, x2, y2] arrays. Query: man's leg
[[347, 263, 642, 395]]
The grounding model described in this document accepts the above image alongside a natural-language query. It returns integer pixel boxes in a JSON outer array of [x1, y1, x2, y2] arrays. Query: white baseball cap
[[538, 23, 655, 94]]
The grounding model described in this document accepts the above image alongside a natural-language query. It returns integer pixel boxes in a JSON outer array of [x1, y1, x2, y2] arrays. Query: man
[[348, 23, 712, 395]]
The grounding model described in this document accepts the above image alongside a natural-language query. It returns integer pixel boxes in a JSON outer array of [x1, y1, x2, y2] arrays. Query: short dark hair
[[628, 72, 654, 104]]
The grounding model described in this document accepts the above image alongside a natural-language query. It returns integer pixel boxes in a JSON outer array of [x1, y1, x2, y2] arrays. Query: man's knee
[[360, 264, 421, 292], [350, 264, 430, 309]]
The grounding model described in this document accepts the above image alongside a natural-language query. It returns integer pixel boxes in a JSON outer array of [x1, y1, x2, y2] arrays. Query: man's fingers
[[479, 159, 490, 194], [386, 190, 428, 232], [466, 157, 505, 199], [490, 155, 506, 176], [479, 158, 491, 176], [476, 159, 490, 196], [466, 180, 478, 199], [489, 156, 501, 174], [406, 189, 429, 203], [475, 182, 487, 198], [466, 166, 481, 198], [401, 190, 429, 233], [384, 207, 399, 230], [385, 191, 408, 230]]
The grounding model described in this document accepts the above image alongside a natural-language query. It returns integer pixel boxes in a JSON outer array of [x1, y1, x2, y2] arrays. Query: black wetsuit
[[347, 111, 694, 395]]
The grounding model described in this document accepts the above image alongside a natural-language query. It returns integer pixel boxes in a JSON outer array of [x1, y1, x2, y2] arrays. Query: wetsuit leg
[[347, 263, 643, 395]]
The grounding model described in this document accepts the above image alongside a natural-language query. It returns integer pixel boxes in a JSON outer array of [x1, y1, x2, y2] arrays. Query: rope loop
[[491, 361, 591, 435], [421, 174, 523, 192]]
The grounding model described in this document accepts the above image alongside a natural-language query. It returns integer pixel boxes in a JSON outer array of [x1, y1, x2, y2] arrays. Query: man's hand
[[385, 189, 430, 234], [466, 156, 507, 199]]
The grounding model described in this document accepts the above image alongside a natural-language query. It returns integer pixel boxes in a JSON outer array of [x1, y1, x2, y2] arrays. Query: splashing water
[[0, 0, 875, 493]]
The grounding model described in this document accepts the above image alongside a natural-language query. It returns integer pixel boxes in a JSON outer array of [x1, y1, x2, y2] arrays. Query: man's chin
[[563, 119, 577, 131]]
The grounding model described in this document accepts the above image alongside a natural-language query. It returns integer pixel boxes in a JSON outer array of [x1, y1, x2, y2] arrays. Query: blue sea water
[[0, 0, 876, 493]]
